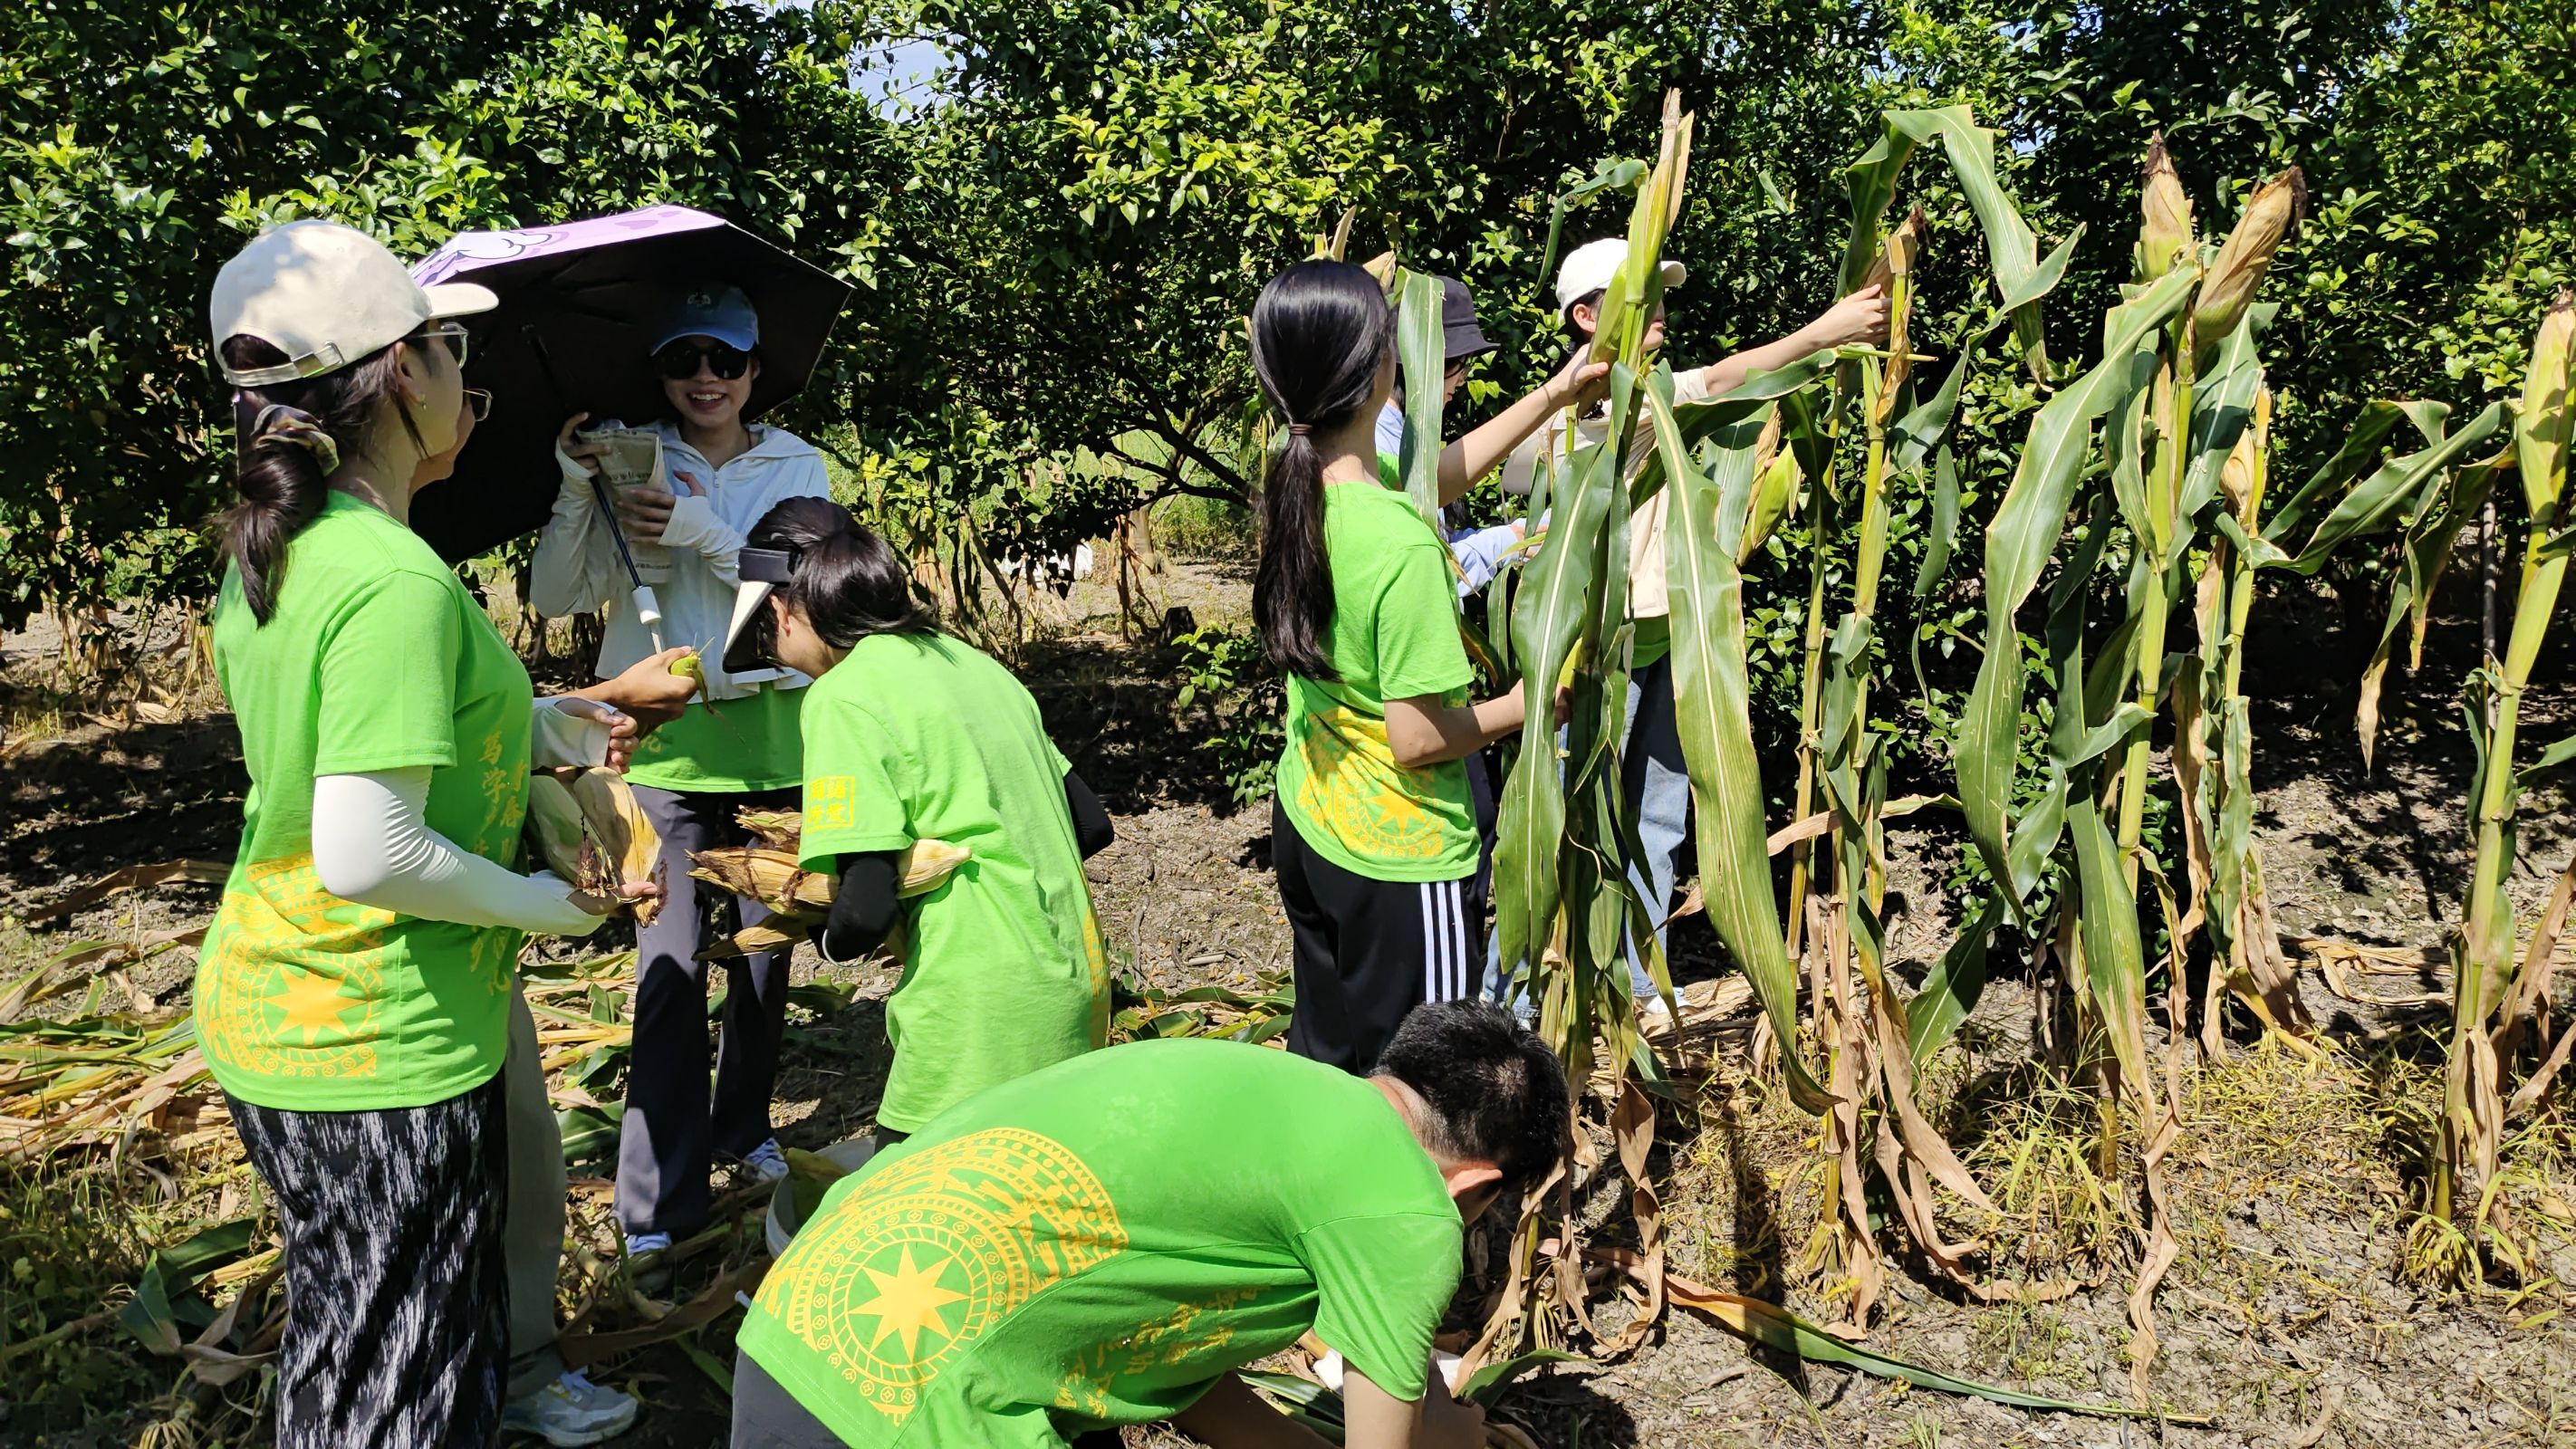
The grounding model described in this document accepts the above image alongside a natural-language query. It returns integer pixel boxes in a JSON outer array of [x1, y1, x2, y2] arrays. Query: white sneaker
[[502, 1368, 640, 1446], [743, 1138, 791, 1183]]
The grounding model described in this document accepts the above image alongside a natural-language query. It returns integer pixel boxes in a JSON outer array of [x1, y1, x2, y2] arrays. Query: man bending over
[[732, 1000, 1570, 1449]]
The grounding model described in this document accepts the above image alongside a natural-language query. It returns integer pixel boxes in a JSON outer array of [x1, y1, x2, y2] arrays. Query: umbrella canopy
[[406, 205, 852, 562]]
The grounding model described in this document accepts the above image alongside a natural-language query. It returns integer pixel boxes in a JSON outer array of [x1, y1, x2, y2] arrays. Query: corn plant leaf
[[1956, 266, 2197, 901], [1495, 379, 1634, 983], [2274, 402, 2509, 575], [1393, 268, 1447, 525], [2263, 398, 2446, 543], [1629, 350, 1839, 511], [2358, 454, 2504, 765], [1842, 107, 2062, 379], [1649, 369, 1833, 1112], [1909, 892, 2004, 1062], [2068, 795, 2151, 1090], [1458, 1348, 1590, 1405], [1912, 445, 1960, 600]]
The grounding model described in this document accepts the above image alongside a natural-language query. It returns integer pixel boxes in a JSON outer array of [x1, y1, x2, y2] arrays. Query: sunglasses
[[655, 341, 753, 381], [412, 321, 471, 369]]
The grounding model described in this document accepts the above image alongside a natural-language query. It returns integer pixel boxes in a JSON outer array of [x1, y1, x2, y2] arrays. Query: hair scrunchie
[[248, 403, 341, 475], [1285, 423, 1312, 437]]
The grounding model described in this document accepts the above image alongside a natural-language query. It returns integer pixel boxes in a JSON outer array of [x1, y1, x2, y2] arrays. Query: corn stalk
[[1485, 91, 1697, 1360], [2417, 290, 2573, 1271]]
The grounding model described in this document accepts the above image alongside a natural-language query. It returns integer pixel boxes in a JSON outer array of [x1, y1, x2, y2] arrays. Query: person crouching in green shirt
[[719, 497, 1115, 1143], [730, 1000, 1571, 1449]]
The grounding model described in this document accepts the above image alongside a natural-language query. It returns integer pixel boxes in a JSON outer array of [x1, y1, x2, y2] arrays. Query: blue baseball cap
[[650, 283, 759, 353]]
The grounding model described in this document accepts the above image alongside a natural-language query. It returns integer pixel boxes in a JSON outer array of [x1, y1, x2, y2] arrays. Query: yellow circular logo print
[[760, 1128, 1128, 1425], [197, 855, 398, 1082]]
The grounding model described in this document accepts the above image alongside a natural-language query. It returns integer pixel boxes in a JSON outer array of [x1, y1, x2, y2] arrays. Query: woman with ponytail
[[1252, 260, 1605, 1073], [719, 496, 1115, 1150], [197, 221, 690, 1448]]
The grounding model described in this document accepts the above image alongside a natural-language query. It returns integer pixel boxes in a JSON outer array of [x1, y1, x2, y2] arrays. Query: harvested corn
[[687, 840, 967, 960], [521, 767, 665, 922]]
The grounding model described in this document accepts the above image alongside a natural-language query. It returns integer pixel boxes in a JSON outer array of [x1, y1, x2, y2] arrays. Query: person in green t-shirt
[[718, 496, 1117, 1143], [533, 283, 836, 1266], [1246, 260, 1604, 1073], [729, 1000, 1571, 1449], [197, 222, 693, 1449]]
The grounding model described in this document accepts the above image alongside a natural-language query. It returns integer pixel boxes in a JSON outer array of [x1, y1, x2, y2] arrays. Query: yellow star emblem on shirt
[[271, 969, 356, 1044], [853, 1246, 968, 1360]]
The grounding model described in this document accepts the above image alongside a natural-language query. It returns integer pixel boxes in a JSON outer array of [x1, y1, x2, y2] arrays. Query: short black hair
[[744, 496, 937, 656], [1562, 287, 1606, 339], [1374, 1000, 1571, 1193]]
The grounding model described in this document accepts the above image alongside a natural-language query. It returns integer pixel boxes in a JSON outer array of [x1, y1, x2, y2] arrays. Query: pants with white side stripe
[[1274, 799, 1480, 1074]]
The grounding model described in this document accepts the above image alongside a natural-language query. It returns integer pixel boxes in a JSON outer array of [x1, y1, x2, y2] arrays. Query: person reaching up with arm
[[1491, 239, 1888, 1021], [1249, 260, 1597, 1075]]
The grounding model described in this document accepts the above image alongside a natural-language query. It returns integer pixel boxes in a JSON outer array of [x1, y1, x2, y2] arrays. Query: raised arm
[[1437, 350, 1611, 506], [1692, 283, 1889, 398], [527, 411, 622, 619]]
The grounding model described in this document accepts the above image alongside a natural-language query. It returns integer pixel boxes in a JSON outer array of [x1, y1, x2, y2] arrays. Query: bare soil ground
[[3, 559, 2573, 1446]]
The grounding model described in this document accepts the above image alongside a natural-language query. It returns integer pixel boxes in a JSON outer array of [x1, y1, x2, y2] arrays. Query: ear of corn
[[688, 840, 969, 921], [2136, 133, 2194, 283], [565, 767, 664, 925], [524, 773, 603, 888], [2189, 168, 2304, 369]]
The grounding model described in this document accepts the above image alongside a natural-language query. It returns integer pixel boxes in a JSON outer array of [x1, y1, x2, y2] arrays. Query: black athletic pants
[[1274, 800, 1480, 1073], [228, 1072, 508, 1449]]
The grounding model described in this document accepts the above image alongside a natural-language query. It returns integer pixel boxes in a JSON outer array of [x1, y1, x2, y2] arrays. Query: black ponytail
[[218, 334, 423, 624], [745, 495, 936, 654], [1249, 260, 1393, 681]]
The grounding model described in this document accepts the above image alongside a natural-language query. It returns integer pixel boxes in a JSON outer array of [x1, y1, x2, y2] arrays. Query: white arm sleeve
[[530, 696, 612, 769], [312, 768, 601, 936]]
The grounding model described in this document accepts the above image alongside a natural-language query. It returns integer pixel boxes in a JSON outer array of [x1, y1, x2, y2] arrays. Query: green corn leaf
[[1392, 268, 1446, 525], [2068, 795, 2150, 1090], [1911, 445, 1960, 600], [1648, 369, 1832, 1113], [1956, 266, 2197, 902], [2359, 454, 2503, 765], [1495, 379, 1635, 981], [2275, 402, 2508, 574], [1909, 892, 2004, 1062], [1842, 107, 2065, 379], [2262, 398, 2441, 543]]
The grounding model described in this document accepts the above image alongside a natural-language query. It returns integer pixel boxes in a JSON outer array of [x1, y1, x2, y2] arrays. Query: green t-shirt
[[195, 493, 530, 1112], [1629, 613, 1671, 669], [797, 632, 1109, 1132], [625, 680, 804, 792], [1274, 481, 1478, 881], [741, 1039, 1463, 1445]]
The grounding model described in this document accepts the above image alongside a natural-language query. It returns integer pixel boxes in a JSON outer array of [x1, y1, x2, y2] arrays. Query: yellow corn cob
[[734, 807, 803, 851]]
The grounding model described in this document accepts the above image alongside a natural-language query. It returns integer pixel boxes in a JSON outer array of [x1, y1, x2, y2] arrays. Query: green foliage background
[[1, 0, 2567, 676]]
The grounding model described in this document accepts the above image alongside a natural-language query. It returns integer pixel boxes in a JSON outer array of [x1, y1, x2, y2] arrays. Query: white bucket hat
[[210, 220, 496, 385], [1554, 237, 1687, 312]]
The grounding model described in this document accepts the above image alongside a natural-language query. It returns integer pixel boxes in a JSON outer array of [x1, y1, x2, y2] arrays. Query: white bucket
[[764, 1137, 884, 1257]]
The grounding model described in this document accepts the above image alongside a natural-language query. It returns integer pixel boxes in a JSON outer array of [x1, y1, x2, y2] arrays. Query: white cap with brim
[[211, 220, 496, 386], [721, 547, 800, 676], [1554, 237, 1687, 313]]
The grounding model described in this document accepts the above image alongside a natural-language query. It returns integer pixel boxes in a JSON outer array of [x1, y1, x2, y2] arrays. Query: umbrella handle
[[631, 585, 668, 654]]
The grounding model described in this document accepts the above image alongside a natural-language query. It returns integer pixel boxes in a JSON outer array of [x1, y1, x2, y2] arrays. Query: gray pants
[[503, 984, 567, 1398], [617, 784, 797, 1235]]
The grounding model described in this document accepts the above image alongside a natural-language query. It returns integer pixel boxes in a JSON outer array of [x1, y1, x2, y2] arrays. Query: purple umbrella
[[406, 205, 852, 563]]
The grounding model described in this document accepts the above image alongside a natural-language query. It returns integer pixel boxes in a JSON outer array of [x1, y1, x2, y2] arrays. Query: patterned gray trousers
[[228, 1071, 508, 1447]]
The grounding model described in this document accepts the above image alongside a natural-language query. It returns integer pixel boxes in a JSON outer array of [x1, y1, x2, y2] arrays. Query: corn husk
[[2136, 133, 2194, 283], [1738, 410, 1802, 563], [2520, 288, 2573, 516], [566, 767, 664, 924], [2190, 167, 2304, 364], [524, 774, 602, 888], [689, 840, 966, 962], [735, 807, 802, 851]]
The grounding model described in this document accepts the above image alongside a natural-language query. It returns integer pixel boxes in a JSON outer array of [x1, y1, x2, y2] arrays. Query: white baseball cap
[[210, 220, 497, 386], [1554, 238, 1687, 312]]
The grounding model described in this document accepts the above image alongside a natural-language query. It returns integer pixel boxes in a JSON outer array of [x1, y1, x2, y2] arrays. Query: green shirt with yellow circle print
[[196, 493, 530, 1112], [1274, 478, 1479, 882]]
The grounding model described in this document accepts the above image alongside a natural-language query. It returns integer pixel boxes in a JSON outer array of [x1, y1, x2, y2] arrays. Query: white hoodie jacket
[[528, 419, 831, 701]]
